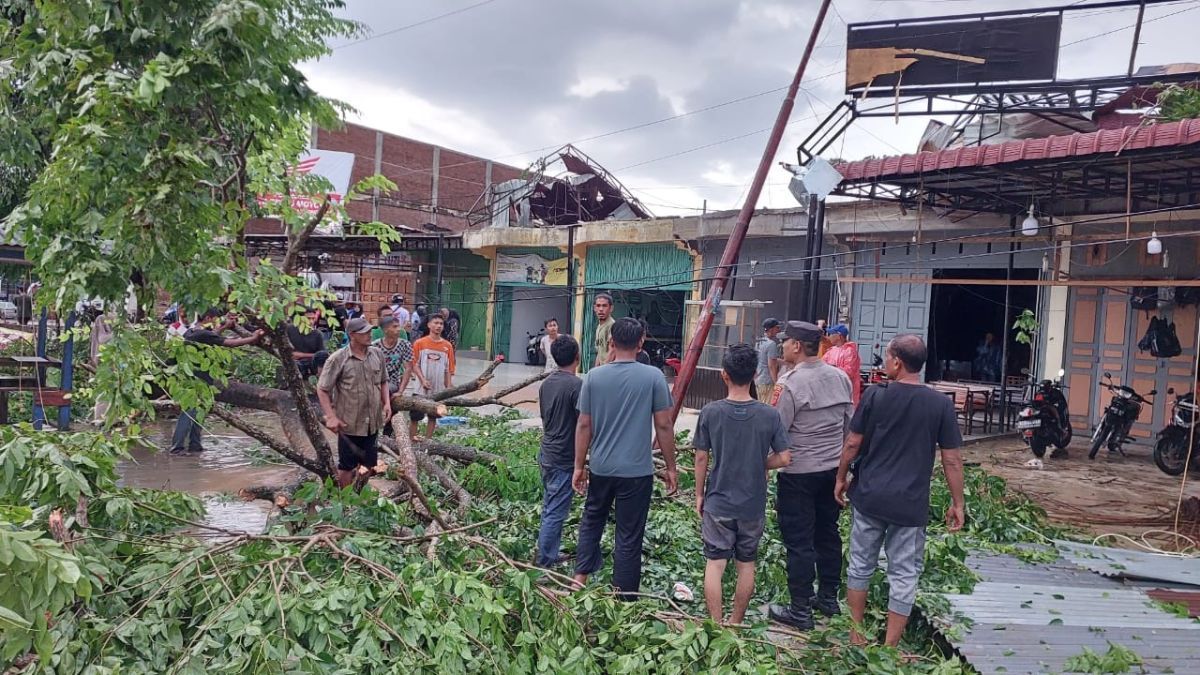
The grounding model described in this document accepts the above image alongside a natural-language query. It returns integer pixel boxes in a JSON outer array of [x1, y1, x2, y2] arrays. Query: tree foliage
[[1, 0, 401, 477]]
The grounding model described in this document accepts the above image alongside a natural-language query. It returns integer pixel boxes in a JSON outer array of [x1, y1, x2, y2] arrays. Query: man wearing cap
[[768, 321, 854, 630], [317, 317, 391, 488], [755, 318, 784, 403], [823, 324, 863, 406]]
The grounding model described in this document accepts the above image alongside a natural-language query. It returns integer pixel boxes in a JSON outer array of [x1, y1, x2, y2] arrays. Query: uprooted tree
[[0, 0, 545, 518]]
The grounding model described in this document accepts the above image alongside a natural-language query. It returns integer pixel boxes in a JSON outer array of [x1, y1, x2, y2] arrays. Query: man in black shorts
[[694, 343, 791, 623], [317, 317, 391, 488]]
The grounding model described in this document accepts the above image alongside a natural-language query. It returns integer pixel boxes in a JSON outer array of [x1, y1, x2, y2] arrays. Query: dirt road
[[964, 435, 1199, 548]]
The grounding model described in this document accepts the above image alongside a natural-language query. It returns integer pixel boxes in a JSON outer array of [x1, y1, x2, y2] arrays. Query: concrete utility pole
[[670, 0, 834, 420]]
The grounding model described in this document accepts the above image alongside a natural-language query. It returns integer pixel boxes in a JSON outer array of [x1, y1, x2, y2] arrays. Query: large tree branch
[[281, 197, 330, 275], [441, 371, 547, 408], [209, 407, 326, 476], [258, 325, 335, 474], [415, 439, 499, 465], [430, 357, 505, 401]]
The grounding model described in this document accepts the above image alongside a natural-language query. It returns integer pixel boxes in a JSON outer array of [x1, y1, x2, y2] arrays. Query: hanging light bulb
[[1021, 203, 1039, 236], [1147, 231, 1163, 255]]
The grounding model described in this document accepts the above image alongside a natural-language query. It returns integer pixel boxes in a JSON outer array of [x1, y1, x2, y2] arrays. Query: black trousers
[[574, 473, 653, 599], [776, 469, 843, 604]]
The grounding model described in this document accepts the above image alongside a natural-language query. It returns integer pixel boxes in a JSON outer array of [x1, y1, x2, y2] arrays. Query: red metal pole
[[670, 0, 833, 420]]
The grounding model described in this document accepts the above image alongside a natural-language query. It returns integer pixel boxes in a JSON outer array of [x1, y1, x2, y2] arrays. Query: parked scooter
[[1089, 373, 1155, 460], [1016, 368, 1072, 459], [525, 329, 545, 367], [1153, 389, 1199, 475]]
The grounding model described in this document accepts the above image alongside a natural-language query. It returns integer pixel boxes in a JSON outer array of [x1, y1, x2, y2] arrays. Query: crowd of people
[[535, 300, 965, 648], [167, 294, 464, 487], [170, 287, 965, 647]]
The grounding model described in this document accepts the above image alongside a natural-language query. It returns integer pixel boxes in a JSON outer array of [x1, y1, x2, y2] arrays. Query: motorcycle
[[525, 329, 545, 367], [1016, 368, 1072, 459], [1089, 373, 1155, 460], [1153, 389, 1199, 475], [650, 343, 681, 377]]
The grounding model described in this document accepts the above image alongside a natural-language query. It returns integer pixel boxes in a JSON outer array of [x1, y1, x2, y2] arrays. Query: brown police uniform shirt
[[317, 345, 387, 436], [771, 359, 853, 474]]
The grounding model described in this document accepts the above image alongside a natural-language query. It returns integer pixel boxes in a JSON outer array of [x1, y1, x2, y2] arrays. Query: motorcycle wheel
[[1053, 423, 1073, 449], [1029, 436, 1048, 459], [1153, 435, 1189, 476], [1088, 422, 1110, 460]]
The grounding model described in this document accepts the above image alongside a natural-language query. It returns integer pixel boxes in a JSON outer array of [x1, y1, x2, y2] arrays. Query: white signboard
[[257, 149, 356, 233]]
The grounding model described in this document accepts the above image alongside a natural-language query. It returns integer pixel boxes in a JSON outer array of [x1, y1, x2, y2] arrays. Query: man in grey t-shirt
[[754, 318, 783, 403], [768, 321, 853, 630], [573, 317, 678, 598], [694, 343, 790, 624]]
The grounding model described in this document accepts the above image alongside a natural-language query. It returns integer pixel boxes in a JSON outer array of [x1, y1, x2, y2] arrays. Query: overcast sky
[[299, 0, 1196, 216]]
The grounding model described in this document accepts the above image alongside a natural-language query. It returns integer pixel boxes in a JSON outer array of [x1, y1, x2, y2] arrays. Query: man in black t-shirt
[[833, 333, 965, 648], [171, 308, 263, 454], [535, 335, 582, 568], [287, 305, 329, 380]]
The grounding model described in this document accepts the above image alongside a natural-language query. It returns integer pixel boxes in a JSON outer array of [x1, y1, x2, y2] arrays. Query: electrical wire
[[399, 206, 1200, 308], [332, 0, 503, 51]]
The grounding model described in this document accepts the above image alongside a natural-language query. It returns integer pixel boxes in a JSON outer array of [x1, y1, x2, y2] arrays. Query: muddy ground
[[963, 435, 1199, 548]]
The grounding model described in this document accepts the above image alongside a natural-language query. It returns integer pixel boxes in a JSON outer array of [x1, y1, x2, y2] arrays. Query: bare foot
[[849, 631, 868, 646]]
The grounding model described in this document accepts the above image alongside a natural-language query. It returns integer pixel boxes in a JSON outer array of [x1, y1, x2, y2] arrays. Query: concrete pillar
[[431, 146, 441, 225], [1040, 226, 1072, 379], [372, 131, 383, 222]]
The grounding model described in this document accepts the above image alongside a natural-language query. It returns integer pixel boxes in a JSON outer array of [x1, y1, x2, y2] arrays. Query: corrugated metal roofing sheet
[[967, 552, 1122, 588], [1145, 589, 1200, 618], [1054, 540, 1200, 587], [934, 550, 1200, 675], [834, 118, 1200, 182], [952, 625, 1200, 675]]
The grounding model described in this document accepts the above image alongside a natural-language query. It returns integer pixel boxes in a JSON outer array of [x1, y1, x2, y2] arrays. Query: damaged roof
[[473, 144, 651, 228]]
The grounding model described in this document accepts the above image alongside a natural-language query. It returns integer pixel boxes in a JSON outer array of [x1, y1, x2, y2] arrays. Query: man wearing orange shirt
[[402, 313, 456, 440]]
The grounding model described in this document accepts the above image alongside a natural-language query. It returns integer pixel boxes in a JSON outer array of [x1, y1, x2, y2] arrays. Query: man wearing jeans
[[768, 321, 853, 629], [835, 333, 965, 647], [535, 335, 581, 568], [573, 317, 678, 598]]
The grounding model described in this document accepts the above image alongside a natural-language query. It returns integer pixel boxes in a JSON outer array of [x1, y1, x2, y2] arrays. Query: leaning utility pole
[[670, 0, 833, 420]]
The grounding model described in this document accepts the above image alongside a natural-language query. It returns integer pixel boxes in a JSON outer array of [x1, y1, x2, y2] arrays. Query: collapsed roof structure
[[470, 144, 651, 228]]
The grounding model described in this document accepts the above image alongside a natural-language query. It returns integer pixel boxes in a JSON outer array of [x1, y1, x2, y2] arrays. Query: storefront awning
[[832, 118, 1200, 217]]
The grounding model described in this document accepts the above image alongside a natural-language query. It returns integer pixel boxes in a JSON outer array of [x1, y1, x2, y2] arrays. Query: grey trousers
[[845, 508, 927, 616]]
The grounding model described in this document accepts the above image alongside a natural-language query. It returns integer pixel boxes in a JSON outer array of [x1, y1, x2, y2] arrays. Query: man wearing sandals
[[834, 333, 965, 648]]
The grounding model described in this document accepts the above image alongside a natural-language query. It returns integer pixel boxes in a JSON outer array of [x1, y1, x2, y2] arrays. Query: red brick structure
[[246, 121, 525, 236]]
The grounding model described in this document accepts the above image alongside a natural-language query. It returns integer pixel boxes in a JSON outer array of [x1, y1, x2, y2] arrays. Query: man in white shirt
[[390, 294, 412, 331]]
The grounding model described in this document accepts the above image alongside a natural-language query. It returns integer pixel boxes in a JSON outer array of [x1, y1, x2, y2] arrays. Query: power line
[[1062, 0, 1200, 46], [410, 202, 1200, 308], [332, 0, 503, 51]]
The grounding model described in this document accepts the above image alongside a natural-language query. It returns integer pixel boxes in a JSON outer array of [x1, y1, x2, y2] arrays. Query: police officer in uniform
[[768, 321, 854, 629]]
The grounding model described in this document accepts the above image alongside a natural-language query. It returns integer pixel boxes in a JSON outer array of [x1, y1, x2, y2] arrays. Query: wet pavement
[[113, 357, 700, 534], [117, 416, 286, 534]]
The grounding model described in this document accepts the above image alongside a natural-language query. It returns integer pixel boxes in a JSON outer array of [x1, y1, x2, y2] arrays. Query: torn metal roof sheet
[[932, 551, 1200, 675], [1145, 589, 1200, 618], [1054, 540, 1200, 587]]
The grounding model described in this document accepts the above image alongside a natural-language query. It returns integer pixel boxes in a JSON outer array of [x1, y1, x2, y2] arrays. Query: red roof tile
[[835, 118, 1200, 182]]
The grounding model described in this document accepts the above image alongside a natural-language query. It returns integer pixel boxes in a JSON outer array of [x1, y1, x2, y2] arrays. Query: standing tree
[[0, 1, 541, 489]]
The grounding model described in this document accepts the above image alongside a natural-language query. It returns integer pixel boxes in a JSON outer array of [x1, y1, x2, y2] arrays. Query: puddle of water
[[117, 419, 299, 534]]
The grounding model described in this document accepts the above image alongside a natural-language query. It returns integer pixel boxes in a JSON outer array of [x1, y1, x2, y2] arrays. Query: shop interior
[[926, 268, 1038, 382]]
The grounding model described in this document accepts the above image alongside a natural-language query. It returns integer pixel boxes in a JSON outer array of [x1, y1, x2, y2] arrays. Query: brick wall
[[313, 122, 524, 234]]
